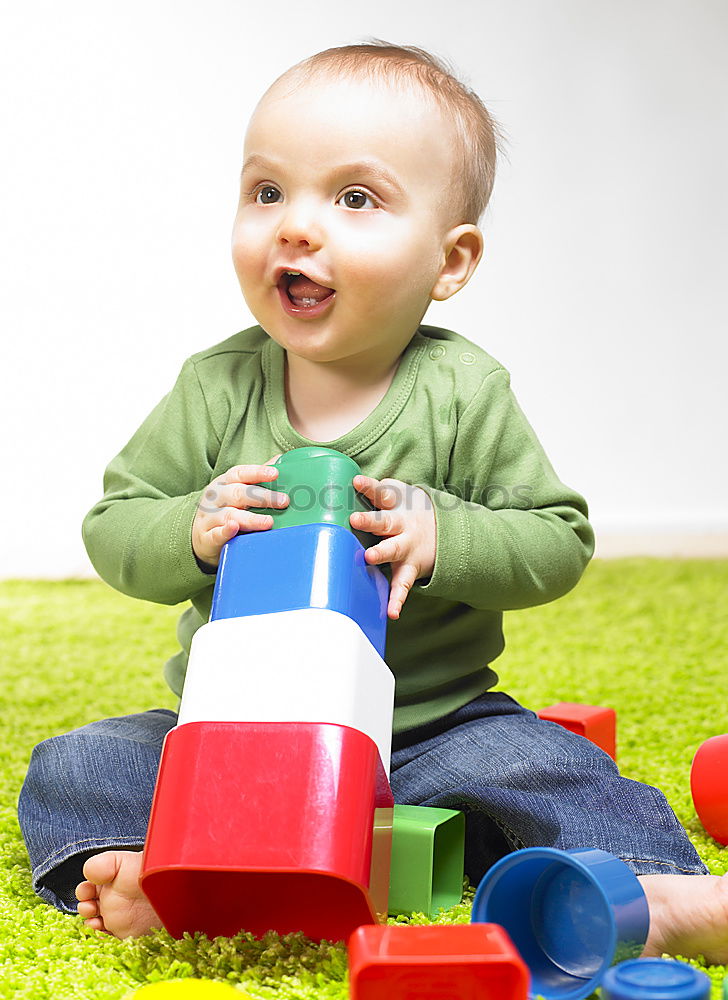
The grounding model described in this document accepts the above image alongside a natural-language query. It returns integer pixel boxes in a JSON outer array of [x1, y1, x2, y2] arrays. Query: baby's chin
[[263, 325, 355, 366]]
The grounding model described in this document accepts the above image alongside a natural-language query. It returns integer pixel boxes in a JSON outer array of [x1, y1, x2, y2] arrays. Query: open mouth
[[277, 270, 336, 316]]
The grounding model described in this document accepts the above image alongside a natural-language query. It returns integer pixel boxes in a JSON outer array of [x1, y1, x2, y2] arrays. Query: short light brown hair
[[268, 40, 504, 226]]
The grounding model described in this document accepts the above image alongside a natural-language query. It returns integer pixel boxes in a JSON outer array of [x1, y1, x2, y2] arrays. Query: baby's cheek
[[231, 218, 268, 275], [231, 239, 250, 280]]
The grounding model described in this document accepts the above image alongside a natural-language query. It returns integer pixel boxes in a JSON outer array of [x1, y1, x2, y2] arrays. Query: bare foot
[[75, 850, 162, 939], [639, 873, 728, 964]]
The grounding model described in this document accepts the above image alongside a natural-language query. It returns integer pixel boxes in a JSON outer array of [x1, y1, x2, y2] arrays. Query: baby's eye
[[255, 185, 282, 205], [338, 189, 376, 210]]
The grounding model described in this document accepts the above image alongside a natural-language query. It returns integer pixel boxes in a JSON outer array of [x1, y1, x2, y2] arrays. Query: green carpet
[[1, 560, 726, 999]]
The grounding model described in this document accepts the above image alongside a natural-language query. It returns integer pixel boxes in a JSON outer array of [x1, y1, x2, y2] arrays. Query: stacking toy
[[210, 522, 388, 654], [141, 447, 396, 942], [177, 608, 395, 773], [690, 734, 728, 844], [248, 445, 376, 534], [537, 702, 617, 760], [601, 960, 710, 1000], [471, 847, 649, 1000], [126, 983, 247, 998], [388, 805, 465, 916], [142, 722, 394, 940], [348, 923, 529, 1000]]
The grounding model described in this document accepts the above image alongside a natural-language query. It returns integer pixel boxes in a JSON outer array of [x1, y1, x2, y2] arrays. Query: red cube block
[[537, 702, 617, 760], [348, 923, 529, 1000], [690, 734, 728, 845], [141, 721, 393, 942]]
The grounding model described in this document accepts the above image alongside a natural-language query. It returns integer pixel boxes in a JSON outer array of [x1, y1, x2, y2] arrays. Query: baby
[[19, 41, 728, 960]]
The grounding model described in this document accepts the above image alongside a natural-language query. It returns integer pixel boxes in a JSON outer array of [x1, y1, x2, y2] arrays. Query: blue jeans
[[17, 693, 707, 913]]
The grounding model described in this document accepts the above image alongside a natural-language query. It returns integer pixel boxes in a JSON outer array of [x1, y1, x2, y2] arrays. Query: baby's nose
[[276, 203, 323, 251]]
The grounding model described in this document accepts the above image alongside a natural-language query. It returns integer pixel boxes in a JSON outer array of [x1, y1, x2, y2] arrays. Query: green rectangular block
[[388, 804, 465, 917]]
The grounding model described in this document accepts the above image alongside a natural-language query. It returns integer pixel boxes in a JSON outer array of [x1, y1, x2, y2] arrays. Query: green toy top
[[249, 446, 376, 541]]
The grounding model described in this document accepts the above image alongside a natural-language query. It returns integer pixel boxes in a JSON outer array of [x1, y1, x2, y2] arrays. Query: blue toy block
[[602, 959, 710, 1000], [210, 522, 388, 656], [472, 847, 649, 1000]]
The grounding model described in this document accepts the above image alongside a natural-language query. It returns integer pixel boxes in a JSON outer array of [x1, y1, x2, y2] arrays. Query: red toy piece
[[537, 702, 617, 760], [690, 734, 728, 845], [141, 721, 394, 941], [348, 923, 529, 1000]]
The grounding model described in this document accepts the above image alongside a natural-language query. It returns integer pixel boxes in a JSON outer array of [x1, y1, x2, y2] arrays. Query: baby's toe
[[76, 898, 99, 918], [83, 915, 108, 933], [75, 879, 98, 902], [82, 851, 121, 886]]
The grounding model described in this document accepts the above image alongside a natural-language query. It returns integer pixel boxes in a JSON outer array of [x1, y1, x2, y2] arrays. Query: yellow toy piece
[[126, 981, 250, 999]]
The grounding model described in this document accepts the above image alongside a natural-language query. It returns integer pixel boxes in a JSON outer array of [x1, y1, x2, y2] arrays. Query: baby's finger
[[214, 510, 273, 540], [242, 483, 291, 509], [202, 482, 289, 514], [388, 563, 418, 620], [236, 509, 276, 531], [364, 535, 404, 566], [211, 519, 236, 547], [353, 475, 399, 510], [219, 464, 280, 486], [350, 509, 399, 535]]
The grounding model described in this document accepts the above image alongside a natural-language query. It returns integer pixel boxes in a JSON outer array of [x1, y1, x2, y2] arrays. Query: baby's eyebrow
[[241, 153, 275, 179], [330, 160, 405, 197]]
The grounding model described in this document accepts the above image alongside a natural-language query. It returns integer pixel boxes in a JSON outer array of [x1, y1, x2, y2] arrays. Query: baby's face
[[231, 75, 461, 369]]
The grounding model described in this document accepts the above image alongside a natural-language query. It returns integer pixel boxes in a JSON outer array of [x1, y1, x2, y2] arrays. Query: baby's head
[[232, 41, 502, 369], [267, 42, 501, 227]]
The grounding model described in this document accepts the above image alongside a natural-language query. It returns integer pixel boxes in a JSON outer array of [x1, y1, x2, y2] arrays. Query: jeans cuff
[[620, 856, 710, 877], [34, 839, 146, 913]]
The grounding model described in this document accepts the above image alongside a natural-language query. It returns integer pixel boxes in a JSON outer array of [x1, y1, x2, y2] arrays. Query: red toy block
[[690, 734, 728, 845], [348, 923, 529, 1000], [537, 702, 617, 760], [141, 721, 394, 941]]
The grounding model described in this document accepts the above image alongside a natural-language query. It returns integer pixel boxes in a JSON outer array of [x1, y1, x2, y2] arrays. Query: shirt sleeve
[[82, 359, 220, 605], [414, 367, 594, 610]]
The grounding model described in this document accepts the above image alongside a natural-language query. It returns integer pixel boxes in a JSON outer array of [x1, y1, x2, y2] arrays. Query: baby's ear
[[431, 225, 484, 301]]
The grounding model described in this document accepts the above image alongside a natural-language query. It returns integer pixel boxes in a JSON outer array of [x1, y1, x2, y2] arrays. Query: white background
[[1, 0, 726, 577]]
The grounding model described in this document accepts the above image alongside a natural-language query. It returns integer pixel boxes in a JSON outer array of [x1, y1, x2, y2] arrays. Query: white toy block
[[177, 608, 395, 773]]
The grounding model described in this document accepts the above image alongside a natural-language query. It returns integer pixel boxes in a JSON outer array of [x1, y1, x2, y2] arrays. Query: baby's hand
[[192, 455, 288, 570], [350, 475, 436, 620]]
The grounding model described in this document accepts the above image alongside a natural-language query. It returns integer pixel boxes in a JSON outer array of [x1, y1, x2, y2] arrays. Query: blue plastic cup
[[602, 959, 710, 1000], [471, 847, 650, 1000]]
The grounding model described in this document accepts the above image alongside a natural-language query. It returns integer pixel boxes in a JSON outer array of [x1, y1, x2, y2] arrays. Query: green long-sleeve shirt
[[82, 324, 594, 732]]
